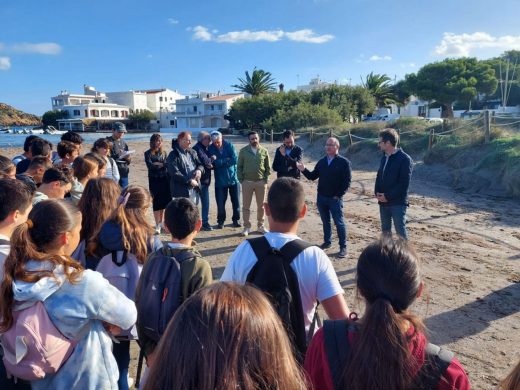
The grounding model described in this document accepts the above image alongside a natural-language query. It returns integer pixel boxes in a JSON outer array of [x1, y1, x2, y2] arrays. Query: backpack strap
[[160, 245, 196, 264], [111, 250, 128, 266], [323, 319, 351, 390], [414, 343, 454, 389], [279, 239, 314, 262]]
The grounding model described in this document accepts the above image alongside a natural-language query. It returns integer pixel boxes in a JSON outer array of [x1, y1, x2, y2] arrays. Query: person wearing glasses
[[297, 137, 351, 258], [166, 131, 204, 205], [375, 128, 413, 240]]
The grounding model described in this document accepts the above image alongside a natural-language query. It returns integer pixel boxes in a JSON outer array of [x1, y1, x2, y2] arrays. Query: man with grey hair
[[193, 131, 214, 231], [208, 131, 241, 229], [297, 137, 351, 258]]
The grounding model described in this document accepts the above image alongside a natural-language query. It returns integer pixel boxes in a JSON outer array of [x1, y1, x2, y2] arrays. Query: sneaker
[[320, 242, 332, 250], [257, 225, 267, 234], [232, 221, 242, 228], [241, 228, 250, 237], [338, 247, 347, 258], [201, 223, 213, 231], [215, 224, 224, 229]]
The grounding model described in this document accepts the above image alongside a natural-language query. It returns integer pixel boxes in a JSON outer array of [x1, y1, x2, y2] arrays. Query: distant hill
[[0, 103, 41, 126]]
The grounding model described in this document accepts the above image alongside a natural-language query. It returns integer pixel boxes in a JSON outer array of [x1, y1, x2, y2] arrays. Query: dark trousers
[[316, 194, 347, 249], [113, 340, 131, 390], [215, 184, 240, 225]]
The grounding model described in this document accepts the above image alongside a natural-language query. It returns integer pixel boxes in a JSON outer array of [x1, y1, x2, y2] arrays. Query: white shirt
[[221, 232, 344, 331]]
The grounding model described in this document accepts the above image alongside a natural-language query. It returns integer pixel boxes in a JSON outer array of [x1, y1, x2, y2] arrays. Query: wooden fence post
[[328, 129, 333, 138], [310, 129, 314, 143], [484, 110, 491, 143], [270, 129, 274, 144], [428, 128, 435, 150], [348, 130, 353, 146]]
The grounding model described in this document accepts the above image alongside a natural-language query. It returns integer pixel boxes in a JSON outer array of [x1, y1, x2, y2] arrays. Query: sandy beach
[[2, 134, 519, 389]]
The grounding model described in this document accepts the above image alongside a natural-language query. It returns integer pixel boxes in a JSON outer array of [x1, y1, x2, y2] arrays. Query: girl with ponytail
[[304, 236, 470, 390], [0, 200, 137, 389]]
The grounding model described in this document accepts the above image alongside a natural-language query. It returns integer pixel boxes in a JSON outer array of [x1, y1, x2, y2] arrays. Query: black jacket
[[107, 136, 130, 178], [374, 148, 412, 206], [166, 145, 204, 198], [302, 154, 351, 198], [144, 149, 168, 179], [192, 142, 213, 186], [272, 144, 303, 179]]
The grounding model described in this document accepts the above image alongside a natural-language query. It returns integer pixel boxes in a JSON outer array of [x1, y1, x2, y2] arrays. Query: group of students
[[0, 131, 517, 390]]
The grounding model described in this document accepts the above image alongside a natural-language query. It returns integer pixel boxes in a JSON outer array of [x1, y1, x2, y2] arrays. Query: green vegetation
[[361, 72, 396, 107], [42, 109, 68, 127], [232, 68, 277, 97], [1, 103, 41, 126], [129, 110, 156, 130]]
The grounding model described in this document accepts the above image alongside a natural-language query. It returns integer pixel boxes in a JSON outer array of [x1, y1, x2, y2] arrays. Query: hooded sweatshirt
[[13, 261, 137, 389]]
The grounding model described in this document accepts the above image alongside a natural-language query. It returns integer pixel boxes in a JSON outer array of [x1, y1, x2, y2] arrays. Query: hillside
[[0, 103, 41, 126]]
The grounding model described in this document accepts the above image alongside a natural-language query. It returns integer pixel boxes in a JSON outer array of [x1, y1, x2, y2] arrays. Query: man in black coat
[[374, 128, 413, 239], [192, 131, 214, 231], [297, 137, 351, 258], [166, 131, 204, 204], [272, 130, 303, 179], [107, 122, 131, 188]]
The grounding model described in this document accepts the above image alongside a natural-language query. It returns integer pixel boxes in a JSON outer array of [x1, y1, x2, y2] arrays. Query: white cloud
[[190, 26, 334, 44], [167, 18, 179, 25], [435, 32, 520, 57], [146, 54, 153, 58], [369, 55, 392, 61], [400, 62, 416, 68], [192, 26, 213, 41], [0, 57, 11, 70], [11, 42, 62, 55]]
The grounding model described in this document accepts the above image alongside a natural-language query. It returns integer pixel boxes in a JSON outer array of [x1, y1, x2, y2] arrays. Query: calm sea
[[0, 132, 177, 148]]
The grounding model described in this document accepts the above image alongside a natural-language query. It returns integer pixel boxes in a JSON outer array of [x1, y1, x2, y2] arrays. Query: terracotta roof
[[205, 94, 242, 101]]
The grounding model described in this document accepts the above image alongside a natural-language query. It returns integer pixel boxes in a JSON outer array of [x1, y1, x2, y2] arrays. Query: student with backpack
[[143, 282, 307, 390], [0, 200, 137, 389], [136, 197, 213, 370], [92, 138, 120, 183], [221, 177, 350, 361], [304, 236, 470, 390], [89, 185, 162, 390]]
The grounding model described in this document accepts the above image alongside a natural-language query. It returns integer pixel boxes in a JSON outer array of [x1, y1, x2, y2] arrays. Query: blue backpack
[[135, 247, 196, 342]]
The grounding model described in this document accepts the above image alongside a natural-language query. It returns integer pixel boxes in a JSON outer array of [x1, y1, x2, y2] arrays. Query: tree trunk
[[441, 103, 454, 118]]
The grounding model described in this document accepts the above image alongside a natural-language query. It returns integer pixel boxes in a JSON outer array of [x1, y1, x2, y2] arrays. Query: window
[[101, 110, 109, 117], [90, 110, 99, 117], [193, 106, 197, 112], [210, 105, 214, 111], [73, 110, 81, 116], [170, 120, 175, 126], [111, 110, 119, 117], [159, 97, 163, 102], [84, 109, 88, 117]]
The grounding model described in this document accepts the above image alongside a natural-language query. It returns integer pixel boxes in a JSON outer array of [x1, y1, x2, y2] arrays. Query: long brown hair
[[0, 200, 83, 331], [88, 185, 153, 263], [144, 282, 308, 390], [338, 236, 424, 390], [77, 177, 120, 241], [500, 360, 520, 390], [149, 133, 164, 156]]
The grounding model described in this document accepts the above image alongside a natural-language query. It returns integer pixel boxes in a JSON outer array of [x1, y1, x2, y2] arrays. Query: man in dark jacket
[[107, 122, 131, 188], [192, 131, 214, 231], [374, 128, 413, 239], [297, 137, 351, 258], [166, 131, 204, 203], [272, 130, 303, 179], [207, 131, 241, 229]]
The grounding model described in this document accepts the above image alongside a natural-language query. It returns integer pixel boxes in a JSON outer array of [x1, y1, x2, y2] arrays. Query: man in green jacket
[[237, 131, 271, 236]]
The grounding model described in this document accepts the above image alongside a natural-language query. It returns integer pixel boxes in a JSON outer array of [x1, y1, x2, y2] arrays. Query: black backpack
[[246, 236, 314, 361], [323, 319, 454, 390], [135, 246, 196, 343]]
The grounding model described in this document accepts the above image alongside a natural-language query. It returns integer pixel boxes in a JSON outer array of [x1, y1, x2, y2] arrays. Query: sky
[[1, 0, 520, 115]]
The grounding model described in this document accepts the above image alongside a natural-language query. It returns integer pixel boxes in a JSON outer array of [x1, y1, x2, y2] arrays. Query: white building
[[296, 77, 332, 93], [173, 93, 244, 132]]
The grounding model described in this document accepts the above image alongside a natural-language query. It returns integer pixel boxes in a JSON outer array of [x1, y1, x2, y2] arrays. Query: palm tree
[[361, 72, 397, 107], [232, 68, 277, 97]]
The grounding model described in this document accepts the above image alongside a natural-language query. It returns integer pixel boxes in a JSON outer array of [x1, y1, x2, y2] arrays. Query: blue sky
[[1, 0, 520, 115]]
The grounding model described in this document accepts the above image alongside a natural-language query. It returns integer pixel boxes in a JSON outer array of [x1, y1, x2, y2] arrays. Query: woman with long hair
[[144, 282, 308, 390], [304, 236, 470, 390], [89, 185, 161, 390], [92, 138, 120, 183], [144, 133, 171, 234], [72, 177, 120, 268], [499, 359, 520, 390], [0, 200, 136, 389]]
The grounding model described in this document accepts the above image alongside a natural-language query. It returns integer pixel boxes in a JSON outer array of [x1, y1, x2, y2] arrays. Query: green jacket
[[237, 145, 271, 182], [136, 244, 213, 357]]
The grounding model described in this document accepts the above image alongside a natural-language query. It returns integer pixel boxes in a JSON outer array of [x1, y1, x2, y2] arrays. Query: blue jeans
[[379, 204, 408, 239], [113, 340, 130, 390], [215, 184, 240, 225], [200, 183, 210, 225], [316, 194, 347, 249], [119, 176, 129, 189]]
